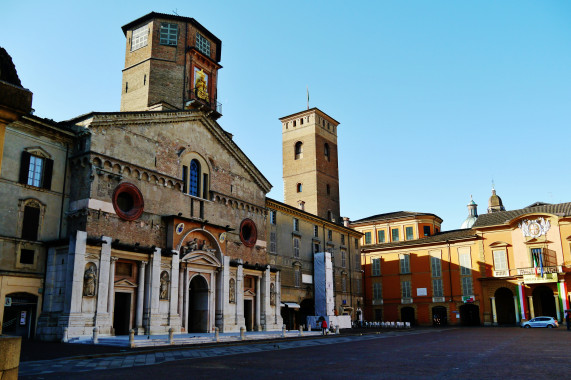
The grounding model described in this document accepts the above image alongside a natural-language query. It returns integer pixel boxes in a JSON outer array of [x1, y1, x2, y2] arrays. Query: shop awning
[[281, 302, 301, 309]]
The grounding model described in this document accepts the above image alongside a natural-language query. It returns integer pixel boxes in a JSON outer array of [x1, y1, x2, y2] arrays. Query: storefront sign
[[523, 273, 557, 284]]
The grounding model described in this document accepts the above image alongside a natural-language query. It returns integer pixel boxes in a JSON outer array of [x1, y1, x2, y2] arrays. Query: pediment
[[489, 241, 511, 248], [244, 289, 256, 297], [115, 279, 137, 288], [181, 251, 221, 267], [524, 238, 553, 245]]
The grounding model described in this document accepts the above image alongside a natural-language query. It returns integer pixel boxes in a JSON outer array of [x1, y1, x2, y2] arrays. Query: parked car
[[520, 316, 558, 328]]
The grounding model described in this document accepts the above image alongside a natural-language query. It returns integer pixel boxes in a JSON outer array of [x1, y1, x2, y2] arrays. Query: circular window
[[112, 183, 144, 221], [239, 218, 257, 247]]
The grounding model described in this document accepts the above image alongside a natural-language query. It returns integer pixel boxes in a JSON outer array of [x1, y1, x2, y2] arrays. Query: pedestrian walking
[[321, 319, 328, 335]]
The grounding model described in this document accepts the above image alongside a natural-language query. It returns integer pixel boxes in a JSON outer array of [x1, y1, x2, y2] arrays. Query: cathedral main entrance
[[188, 275, 209, 332]]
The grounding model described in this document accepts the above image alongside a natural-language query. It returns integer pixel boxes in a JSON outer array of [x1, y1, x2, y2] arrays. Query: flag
[[518, 283, 527, 321], [532, 250, 538, 275]]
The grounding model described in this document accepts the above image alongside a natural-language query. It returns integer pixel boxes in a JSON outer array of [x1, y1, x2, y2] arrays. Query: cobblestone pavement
[[19, 329, 428, 377]]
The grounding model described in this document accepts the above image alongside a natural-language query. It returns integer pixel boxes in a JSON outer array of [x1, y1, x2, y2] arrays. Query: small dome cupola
[[461, 195, 478, 229], [487, 185, 506, 213]]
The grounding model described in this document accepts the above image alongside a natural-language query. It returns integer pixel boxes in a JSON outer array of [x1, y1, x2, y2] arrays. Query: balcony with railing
[[185, 87, 222, 119]]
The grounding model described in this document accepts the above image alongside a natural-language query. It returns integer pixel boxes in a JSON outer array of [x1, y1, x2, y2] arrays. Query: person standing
[[321, 319, 328, 335]]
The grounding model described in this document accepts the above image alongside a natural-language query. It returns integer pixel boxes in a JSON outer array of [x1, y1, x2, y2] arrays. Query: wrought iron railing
[[187, 87, 222, 115]]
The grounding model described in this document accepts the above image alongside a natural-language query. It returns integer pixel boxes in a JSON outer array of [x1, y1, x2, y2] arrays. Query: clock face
[[176, 223, 185, 235]]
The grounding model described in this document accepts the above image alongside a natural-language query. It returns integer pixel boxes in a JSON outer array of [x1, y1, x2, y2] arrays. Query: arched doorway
[[432, 306, 448, 326], [495, 287, 516, 325], [2, 292, 38, 339], [532, 286, 556, 318], [459, 304, 480, 326], [401, 307, 415, 325], [188, 275, 209, 332]]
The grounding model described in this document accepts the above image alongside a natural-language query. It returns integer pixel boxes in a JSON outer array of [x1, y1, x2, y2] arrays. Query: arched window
[[296, 183, 302, 193], [189, 159, 200, 196], [294, 141, 303, 160], [181, 153, 211, 199], [324, 143, 330, 161], [326, 184, 330, 195]]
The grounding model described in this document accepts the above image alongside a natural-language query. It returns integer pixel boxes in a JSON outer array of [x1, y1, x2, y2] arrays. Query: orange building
[[354, 191, 571, 326]]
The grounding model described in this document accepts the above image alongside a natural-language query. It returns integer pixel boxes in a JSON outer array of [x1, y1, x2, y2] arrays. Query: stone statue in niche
[[83, 264, 97, 297], [160, 271, 170, 300], [270, 283, 276, 306], [229, 278, 236, 303]]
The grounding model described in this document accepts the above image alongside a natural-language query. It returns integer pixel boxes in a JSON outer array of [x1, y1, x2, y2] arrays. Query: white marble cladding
[[37, 230, 282, 341]]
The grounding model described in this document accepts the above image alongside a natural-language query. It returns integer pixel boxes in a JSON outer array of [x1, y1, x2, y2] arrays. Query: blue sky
[[2, 1, 570, 230]]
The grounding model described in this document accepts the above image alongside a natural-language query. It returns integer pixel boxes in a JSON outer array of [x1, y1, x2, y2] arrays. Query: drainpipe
[[58, 143, 69, 239], [447, 240, 453, 302]]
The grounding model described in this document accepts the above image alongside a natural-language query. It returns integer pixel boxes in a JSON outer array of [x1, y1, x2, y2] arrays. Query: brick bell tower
[[280, 108, 340, 222], [120, 12, 222, 117]]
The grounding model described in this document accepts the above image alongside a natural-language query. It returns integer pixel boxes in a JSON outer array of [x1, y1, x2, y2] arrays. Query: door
[[113, 292, 132, 335], [244, 299, 253, 331]]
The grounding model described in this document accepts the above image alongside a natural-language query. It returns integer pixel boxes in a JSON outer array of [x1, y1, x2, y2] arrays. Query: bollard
[[129, 329, 135, 348], [62, 327, 69, 343], [299, 325, 303, 337], [0, 335, 21, 379], [92, 327, 99, 344], [335, 325, 339, 335], [168, 328, 174, 345], [215, 327, 220, 342], [240, 327, 246, 341], [282, 325, 286, 338]]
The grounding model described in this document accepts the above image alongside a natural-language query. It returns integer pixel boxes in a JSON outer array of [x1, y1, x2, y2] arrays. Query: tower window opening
[[293, 120, 296, 127], [294, 141, 303, 160], [125, 82, 128, 93], [300, 118, 304, 125], [324, 143, 330, 161], [326, 184, 330, 195], [296, 183, 302, 193]]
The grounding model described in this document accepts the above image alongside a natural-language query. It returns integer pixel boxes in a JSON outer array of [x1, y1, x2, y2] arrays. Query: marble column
[[169, 251, 180, 329], [178, 266, 184, 316], [95, 237, 112, 329], [236, 261, 244, 327], [261, 265, 271, 329], [528, 296, 535, 319], [67, 230, 87, 315], [255, 276, 261, 330], [490, 297, 497, 325], [513, 296, 520, 323], [136, 261, 147, 333], [182, 265, 188, 331], [554, 294, 561, 322], [149, 248, 162, 334], [275, 270, 281, 325], [107, 257, 117, 314]]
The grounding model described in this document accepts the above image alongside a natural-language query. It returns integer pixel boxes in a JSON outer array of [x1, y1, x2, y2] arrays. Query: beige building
[[0, 49, 75, 338], [266, 198, 362, 329]]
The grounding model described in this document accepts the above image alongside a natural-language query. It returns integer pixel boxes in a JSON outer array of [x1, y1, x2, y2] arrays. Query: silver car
[[520, 316, 558, 328]]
